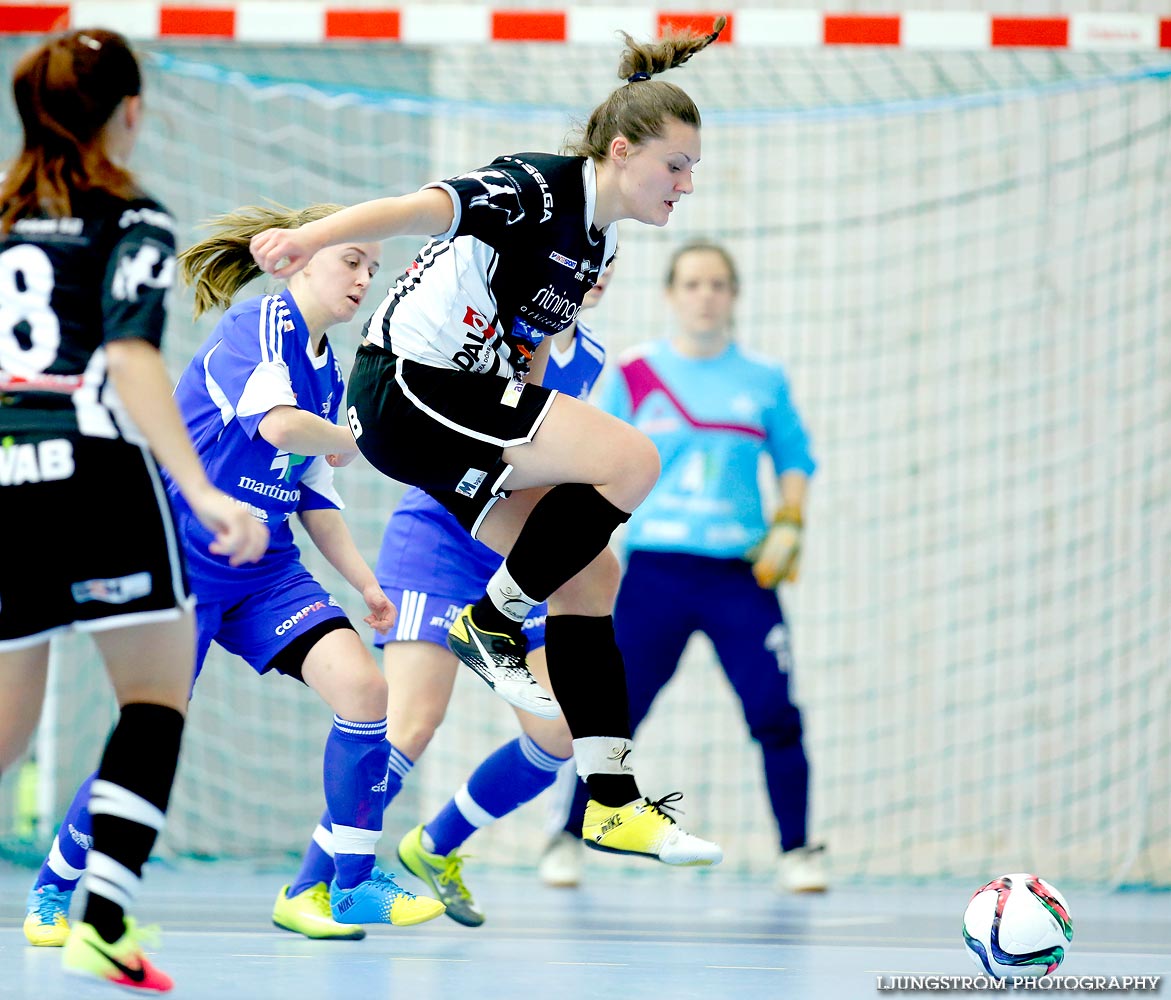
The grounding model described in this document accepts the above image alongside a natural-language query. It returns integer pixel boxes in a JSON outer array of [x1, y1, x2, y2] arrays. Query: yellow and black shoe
[[272, 883, 366, 940], [397, 824, 485, 927], [447, 605, 559, 719], [582, 793, 723, 867]]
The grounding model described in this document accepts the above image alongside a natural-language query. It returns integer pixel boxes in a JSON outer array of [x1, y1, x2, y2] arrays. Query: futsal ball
[[962, 873, 1073, 979]]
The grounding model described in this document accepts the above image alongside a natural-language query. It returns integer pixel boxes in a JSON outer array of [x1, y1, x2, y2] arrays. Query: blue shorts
[[193, 567, 350, 684], [373, 494, 548, 651], [375, 588, 546, 651]]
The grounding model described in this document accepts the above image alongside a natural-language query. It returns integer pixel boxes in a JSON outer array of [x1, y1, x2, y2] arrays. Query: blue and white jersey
[[170, 292, 346, 596], [377, 322, 605, 595], [599, 339, 815, 559]]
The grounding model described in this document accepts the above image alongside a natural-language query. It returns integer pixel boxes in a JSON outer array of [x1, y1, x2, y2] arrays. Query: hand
[[249, 227, 319, 279], [751, 505, 803, 588], [326, 451, 358, 468], [190, 488, 269, 566], [361, 582, 397, 633]]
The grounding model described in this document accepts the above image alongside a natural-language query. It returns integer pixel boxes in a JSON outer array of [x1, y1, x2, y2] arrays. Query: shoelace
[[647, 792, 686, 825], [33, 887, 69, 923], [306, 884, 332, 906], [487, 639, 544, 687], [121, 920, 162, 951], [373, 870, 417, 900], [437, 852, 474, 902]]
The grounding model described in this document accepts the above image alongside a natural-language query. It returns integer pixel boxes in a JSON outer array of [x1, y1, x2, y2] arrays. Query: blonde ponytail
[[179, 202, 342, 318]]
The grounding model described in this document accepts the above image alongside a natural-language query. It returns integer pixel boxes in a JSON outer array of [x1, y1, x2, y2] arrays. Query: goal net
[[0, 32, 1167, 888]]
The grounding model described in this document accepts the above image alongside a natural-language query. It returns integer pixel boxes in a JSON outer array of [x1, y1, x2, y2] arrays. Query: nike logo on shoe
[[467, 632, 499, 685], [86, 938, 146, 983]]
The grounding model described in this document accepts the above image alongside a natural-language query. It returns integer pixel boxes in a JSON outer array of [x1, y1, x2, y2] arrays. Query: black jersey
[[0, 188, 177, 442], [363, 152, 618, 379]]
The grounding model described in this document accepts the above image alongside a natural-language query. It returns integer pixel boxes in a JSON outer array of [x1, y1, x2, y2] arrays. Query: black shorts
[[0, 433, 193, 649], [347, 343, 557, 535]]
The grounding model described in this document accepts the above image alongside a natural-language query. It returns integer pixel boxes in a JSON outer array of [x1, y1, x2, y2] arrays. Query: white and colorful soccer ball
[[962, 873, 1073, 979]]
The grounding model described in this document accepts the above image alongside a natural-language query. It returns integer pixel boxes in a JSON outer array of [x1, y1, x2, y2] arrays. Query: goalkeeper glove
[[751, 504, 803, 588]]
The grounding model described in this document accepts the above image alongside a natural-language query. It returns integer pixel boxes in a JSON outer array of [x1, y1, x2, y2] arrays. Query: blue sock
[[34, 772, 96, 893], [323, 716, 390, 891], [288, 743, 413, 898], [425, 735, 569, 856]]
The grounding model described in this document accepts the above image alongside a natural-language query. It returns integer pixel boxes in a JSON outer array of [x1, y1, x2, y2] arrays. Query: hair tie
[[627, 71, 651, 83]]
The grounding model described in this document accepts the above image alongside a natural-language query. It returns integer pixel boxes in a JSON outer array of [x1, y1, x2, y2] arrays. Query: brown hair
[[666, 241, 740, 294], [0, 29, 142, 233], [179, 203, 343, 319], [565, 17, 725, 161]]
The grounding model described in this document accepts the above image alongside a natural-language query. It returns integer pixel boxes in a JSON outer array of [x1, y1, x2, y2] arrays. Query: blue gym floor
[[1, 861, 1167, 999]]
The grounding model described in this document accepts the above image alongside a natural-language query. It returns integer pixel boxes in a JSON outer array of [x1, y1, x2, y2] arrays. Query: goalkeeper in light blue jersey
[[540, 242, 829, 893], [24, 204, 445, 951]]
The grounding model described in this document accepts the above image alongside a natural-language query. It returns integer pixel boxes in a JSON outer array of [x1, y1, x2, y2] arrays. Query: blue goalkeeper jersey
[[599, 339, 815, 559], [169, 292, 346, 596], [379, 323, 605, 593]]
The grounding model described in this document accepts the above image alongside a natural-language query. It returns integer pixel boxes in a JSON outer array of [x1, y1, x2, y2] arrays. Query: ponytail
[[564, 17, 725, 161], [0, 28, 142, 232], [179, 203, 343, 318]]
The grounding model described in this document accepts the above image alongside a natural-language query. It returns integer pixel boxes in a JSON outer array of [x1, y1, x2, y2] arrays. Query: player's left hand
[[326, 451, 358, 468], [750, 505, 803, 588], [250, 227, 319, 278], [362, 582, 397, 632]]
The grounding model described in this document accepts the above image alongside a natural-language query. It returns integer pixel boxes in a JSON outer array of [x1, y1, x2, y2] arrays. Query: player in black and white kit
[[252, 20, 726, 866], [0, 28, 266, 992]]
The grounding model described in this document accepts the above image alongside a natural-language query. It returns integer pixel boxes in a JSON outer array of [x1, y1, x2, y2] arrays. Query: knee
[[388, 700, 446, 760], [345, 668, 390, 722], [613, 433, 660, 505], [606, 428, 660, 508], [524, 719, 574, 760], [749, 705, 805, 749]]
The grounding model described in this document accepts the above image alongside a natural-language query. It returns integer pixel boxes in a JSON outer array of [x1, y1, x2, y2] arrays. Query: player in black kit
[[0, 28, 267, 992], [251, 19, 725, 867]]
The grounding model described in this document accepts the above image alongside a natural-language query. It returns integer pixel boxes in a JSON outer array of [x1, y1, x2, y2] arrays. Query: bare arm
[[258, 405, 356, 457], [298, 507, 396, 631], [105, 338, 268, 565], [778, 469, 809, 516], [251, 189, 454, 279], [525, 336, 553, 386]]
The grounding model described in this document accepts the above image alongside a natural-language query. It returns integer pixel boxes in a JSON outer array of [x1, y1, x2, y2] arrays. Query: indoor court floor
[[1, 860, 1167, 999]]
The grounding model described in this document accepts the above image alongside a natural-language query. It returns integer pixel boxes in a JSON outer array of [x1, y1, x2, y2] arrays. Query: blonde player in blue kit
[[542, 242, 828, 893], [23, 204, 445, 950], [277, 267, 611, 931]]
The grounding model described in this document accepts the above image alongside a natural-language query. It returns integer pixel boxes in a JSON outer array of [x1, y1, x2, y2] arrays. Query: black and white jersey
[[363, 152, 618, 379], [0, 189, 177, 443]]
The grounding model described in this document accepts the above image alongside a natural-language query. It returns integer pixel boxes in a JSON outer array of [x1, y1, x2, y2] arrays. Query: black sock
[[587, 774, 641, 808], [83, 703, 184, 944], [544, 614, 639, 805], [506, 483, 630, 601], [470, 595, 522, 639]]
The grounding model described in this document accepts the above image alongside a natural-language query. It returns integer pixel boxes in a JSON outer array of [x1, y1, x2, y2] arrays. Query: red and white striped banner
[[1, 4, 1168, 50]]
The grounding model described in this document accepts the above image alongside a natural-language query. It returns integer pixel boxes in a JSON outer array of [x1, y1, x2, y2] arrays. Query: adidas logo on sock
[[371, 776, 388, 792]]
